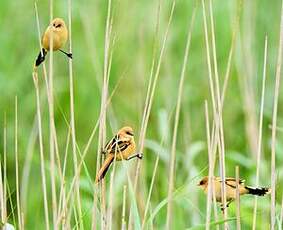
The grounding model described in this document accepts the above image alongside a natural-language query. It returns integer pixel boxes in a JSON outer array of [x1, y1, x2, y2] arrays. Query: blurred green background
[[0, 0, 283, 229]]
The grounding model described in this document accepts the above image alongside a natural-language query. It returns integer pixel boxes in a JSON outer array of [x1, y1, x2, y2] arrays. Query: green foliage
[[0, 0, 283, 229]]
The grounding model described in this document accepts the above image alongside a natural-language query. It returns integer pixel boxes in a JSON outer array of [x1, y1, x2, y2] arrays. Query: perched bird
[[95, 126, 143, 183], [198, 176, 271, 209], [35, 18, 72, 67]]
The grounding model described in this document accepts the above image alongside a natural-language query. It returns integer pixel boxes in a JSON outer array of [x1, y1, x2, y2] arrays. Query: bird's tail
[[245, 186, 271, 196], [95, 155, 114, 183], [35, 48, 47, 67]]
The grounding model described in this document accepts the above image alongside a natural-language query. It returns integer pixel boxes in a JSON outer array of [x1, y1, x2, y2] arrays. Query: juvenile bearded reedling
[[35, 18, 72, 67], [95, 126, 143, 183], [198, 176, 271, 209]]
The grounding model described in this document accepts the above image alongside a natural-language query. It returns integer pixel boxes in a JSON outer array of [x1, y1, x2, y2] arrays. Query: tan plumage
[[95, 126, 142, 183], [35, 18, 72, 67], [198, 176, 271, 208]]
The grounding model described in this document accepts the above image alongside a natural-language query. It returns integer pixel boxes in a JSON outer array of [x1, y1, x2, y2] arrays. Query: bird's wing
[[216, 177, 245, 189], [109, 140, 130, 154], [225, 177, 245, 184], [102, 135, 131, 154], [224, 178, 245, 189], [102, 135, 118, 153]]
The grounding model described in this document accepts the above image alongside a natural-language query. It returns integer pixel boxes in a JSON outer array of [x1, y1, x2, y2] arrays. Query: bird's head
[[51, 18, 66, 31], [118, 126, 134, 141], [198, 176, 208, 190]]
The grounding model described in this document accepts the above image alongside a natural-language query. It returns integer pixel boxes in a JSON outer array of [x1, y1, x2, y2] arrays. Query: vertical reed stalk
[[67, 0, 83, 228], [93, 0, 113, 228], [121, 185, 127, 230], [0, 159, 4, 223], [15, 97, 22, 229], [47, 0, 58, 227], [166, 5, 196, 229], [235, 166, 241, 230], [128, 0, 161, 226], [270, 1, 283, 228], [141, 156, 159, 230], [3, 113, 7, 223], [32, 71, 50, 230], [202, 1, 228, 227], [205, 101, 215, 230], [252, 36, 268, 230]]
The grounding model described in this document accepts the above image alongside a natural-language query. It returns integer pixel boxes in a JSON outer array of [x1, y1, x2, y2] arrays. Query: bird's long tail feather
[[35, 48, 47, 67], [95, 155, 114, 183], [245, 186, 271, 196]]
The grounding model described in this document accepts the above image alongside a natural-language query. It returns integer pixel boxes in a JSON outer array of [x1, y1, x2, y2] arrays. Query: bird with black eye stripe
[[95, 126, 143, 183], [34, 18, 72, 67]]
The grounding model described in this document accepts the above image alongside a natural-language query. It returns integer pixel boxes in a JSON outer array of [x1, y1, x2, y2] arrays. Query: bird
[[35, 18, 72, 67], [198, 176, 271, 209], [95, 126, 143, 183]]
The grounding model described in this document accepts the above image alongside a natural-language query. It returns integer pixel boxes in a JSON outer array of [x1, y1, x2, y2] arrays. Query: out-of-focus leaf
[[186, 218, 236, 229], [145, 139, 170, 162]]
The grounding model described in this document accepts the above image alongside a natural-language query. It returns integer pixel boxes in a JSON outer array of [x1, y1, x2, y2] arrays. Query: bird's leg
[[220, 200, 232, 212], [226, 200, 232, 208], [220, 203, 225, 212], [59, 49, 72, 59], [126, 152, 143, 161]]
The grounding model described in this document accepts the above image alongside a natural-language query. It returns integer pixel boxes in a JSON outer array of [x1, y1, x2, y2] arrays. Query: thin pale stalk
[[121, 185, 127, 230], [166, 5, 196, 229], [95, 0, 112, 227], [57, 76, 120, 225], [252, 36, 268, 230], [67, 0, 83, 228], [46, 0, 58, 227], [138, 0, 161, 145], [270, 1, 283, 228], [220, 0, 242, 106], [141, 156, 159, 229], [129, 2, 175, 228], [128, 2, 161, 226], [280, 195, 283, 227], [58, 127, 71, 229], [0, 161, 3, 223], [235, 166, 241, 230], [107, 171, 115, 230], [104, 26, 116, 230], [15, 97, 22, 229], [208, 2, 228, 224], [3, 113, 7, 222], [7, 182, 16, 225], [20, 118, 37, 216], [205, 101, 213, 230], [202, 0, 227, 226], [32, 72, 50, 230]]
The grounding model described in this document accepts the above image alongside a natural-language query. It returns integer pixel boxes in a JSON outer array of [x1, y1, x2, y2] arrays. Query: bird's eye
[[126, 131, 133, 136], [54, 23, 62, 28], [199, 181, 204, 185], [53, 23, 56, 27]]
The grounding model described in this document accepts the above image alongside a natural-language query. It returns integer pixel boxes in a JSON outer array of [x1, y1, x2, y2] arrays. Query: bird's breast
[[42, 29, 68, 51], [115, 140, 136, 161]]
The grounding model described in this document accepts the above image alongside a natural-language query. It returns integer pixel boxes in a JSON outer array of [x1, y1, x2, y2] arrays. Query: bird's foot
[[67, 53, 72, 59], [127, 152, 143, 161], [137, 152, 143, 159], [220, 202, 230, 212]]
